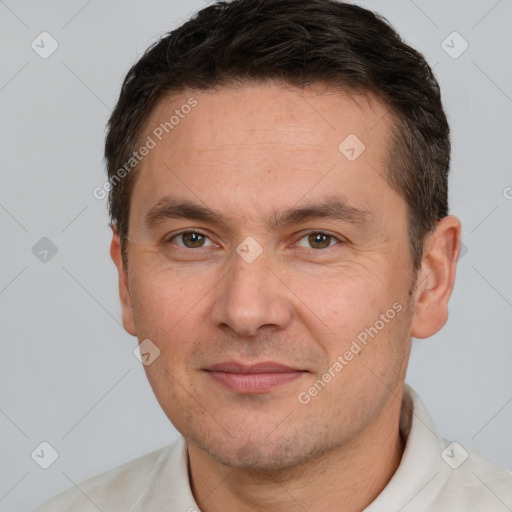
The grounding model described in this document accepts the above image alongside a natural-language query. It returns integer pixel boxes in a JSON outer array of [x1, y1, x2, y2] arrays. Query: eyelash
[[166, 230, 215, 249], [165, 230, 345, 251]]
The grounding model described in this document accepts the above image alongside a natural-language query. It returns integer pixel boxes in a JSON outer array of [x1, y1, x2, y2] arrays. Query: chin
[[192, 427, 333, 472]]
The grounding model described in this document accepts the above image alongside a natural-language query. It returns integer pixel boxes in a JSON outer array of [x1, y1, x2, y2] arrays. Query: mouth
[[204, 361, 307, 393]]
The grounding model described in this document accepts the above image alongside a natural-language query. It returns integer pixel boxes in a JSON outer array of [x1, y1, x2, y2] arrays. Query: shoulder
[[436, 445, 512, 509], [388, 386, 512, 511], [32, 439, 184, 512]]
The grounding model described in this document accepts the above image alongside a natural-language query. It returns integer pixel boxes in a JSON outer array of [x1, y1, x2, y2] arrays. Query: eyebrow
[[144, 199, 226, 229], [270, 197, 372, 229], [143, 196, 372, 231]]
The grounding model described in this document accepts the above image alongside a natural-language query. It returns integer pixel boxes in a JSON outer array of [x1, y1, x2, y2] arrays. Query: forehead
[[130, 81, 400, 230], [145, 81, 391, 151]]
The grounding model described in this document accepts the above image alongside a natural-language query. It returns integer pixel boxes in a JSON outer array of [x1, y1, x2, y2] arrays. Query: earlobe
[[410, 216, 461, 339], [110, 228, 137, 336]]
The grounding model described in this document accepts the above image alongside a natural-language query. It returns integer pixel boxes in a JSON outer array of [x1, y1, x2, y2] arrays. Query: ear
[[410, 215, 461, 339], [110, 227, 137, 336]]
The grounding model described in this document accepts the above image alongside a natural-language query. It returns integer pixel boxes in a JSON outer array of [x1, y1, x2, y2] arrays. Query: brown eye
[[172, 231, 212, 249], [296, 232, 340, 250], [308, 233, 332, 249]]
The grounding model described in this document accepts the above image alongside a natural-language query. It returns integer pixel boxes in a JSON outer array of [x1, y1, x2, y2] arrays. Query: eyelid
[[163, 229, 346, 250], [165, 229, 216, 248], [294, 230, 346, 249]]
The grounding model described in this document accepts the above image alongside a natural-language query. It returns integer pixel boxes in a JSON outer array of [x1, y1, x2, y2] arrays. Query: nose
[[210, 246, 293, 337]]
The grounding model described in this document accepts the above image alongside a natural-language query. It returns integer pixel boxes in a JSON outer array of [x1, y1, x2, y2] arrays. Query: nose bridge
[[211, 243, 292, 336]]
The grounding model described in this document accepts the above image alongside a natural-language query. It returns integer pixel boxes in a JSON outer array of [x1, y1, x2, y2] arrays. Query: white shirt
[[33, 385, 512, 511]]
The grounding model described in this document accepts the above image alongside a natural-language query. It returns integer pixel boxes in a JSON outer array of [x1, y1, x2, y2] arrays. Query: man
[[34, 0, 512, 510]]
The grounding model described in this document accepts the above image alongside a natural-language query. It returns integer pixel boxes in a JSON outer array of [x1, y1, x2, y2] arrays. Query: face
[[113, 82, 425, 471]]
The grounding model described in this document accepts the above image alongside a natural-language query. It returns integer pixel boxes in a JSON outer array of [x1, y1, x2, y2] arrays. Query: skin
[[110, 81, 461, 512]]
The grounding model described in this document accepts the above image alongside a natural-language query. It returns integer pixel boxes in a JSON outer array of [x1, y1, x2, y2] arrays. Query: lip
[[204, 361, 306, 393], [207, 361, 301, 373]]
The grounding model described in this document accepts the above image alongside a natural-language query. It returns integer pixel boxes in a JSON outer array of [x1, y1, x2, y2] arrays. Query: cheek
[[286, 263, 388, 330], [130, 267, 209, 402], [285, 260, 411, 369], [128, 262, 208, 344]]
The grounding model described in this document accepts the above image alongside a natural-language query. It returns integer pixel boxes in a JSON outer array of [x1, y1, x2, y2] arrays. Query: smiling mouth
[[204, 361, 307, 393]]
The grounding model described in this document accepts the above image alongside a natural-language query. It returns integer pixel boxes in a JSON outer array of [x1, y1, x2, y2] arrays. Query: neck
[[187, 387, 406, 512]]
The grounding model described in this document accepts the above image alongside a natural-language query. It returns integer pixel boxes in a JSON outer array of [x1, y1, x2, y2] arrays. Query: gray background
[[0, 0, 511, 510]]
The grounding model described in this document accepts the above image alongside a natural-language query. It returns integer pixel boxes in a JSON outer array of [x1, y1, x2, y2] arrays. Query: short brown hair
[[105, 0, 450, 269]]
